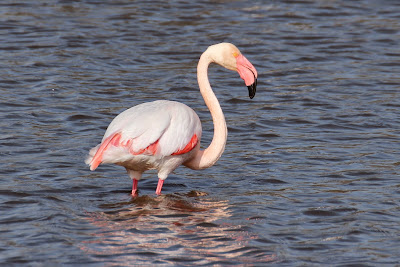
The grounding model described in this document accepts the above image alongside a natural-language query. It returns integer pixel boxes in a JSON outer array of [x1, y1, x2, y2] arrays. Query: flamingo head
[[206, 43, 258, 99]]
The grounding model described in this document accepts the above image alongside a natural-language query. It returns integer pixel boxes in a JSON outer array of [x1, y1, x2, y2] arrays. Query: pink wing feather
[[87, 100, 202, 170]]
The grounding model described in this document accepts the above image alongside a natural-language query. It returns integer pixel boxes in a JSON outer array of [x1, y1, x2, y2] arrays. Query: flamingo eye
[[233, 52, 239, 58]]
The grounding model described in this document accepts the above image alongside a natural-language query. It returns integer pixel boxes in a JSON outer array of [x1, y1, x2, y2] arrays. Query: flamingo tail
[[88, 132, 122, 171]]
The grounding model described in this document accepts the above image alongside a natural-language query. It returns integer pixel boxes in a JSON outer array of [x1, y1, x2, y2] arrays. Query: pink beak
[[236, 54, 257, 99]]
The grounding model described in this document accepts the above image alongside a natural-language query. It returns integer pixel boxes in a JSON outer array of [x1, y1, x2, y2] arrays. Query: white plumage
[[86, 100, 202, 180], [104, 100, 201, 157]]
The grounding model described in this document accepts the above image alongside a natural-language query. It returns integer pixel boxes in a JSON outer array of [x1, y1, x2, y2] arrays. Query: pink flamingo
[[86, 43, 257, 196]]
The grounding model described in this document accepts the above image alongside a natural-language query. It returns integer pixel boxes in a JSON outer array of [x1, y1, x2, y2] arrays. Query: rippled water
[[1, 0, 399, 265]]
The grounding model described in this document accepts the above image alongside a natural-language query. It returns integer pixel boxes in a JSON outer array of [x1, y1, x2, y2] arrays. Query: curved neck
[[184, 52, 227, 170]]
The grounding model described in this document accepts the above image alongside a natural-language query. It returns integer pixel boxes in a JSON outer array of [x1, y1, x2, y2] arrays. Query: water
[[1, 0, 399, 265]]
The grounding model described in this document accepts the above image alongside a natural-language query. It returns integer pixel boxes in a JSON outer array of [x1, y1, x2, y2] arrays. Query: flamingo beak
[[247, 78, 257, 99], [236, 54, 257, 99]]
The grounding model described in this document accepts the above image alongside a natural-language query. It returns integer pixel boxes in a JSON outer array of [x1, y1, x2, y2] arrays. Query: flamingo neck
[[184, 52, 227, 170]]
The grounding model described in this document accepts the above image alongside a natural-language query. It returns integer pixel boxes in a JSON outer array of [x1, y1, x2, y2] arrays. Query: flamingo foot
[[131, 179, 138, 196], [155, 179, 164, 195]]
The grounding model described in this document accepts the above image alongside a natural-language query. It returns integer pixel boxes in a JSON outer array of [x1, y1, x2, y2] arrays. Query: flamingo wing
[[87, 100, 202, 170]]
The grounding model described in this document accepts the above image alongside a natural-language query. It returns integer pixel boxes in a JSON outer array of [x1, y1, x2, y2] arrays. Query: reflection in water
[[81, 192, 277, 265]]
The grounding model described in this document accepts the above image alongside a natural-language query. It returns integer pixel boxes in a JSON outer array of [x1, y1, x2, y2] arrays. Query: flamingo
[[86, 43, 257, 196]]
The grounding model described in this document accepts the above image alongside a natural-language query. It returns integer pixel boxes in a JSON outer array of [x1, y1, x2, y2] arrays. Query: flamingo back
[[86, 100, 202, 170]]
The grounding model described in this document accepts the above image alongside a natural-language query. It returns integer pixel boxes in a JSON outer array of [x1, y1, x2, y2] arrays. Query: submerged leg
[[126, 169, 142, 196], [155, 179, 164, 195], [132, 179, 138, 196]]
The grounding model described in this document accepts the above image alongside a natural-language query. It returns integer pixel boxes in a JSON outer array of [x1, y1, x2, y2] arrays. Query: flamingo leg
[[155, 179, 164, 195], [131, 179, 138, 196]]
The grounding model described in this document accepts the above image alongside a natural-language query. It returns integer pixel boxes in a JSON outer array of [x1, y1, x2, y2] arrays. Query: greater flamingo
[[86, 43, 257, 196]]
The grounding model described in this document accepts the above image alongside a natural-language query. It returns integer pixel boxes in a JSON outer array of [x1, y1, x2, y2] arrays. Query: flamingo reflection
[[80, 192, 277, 265]]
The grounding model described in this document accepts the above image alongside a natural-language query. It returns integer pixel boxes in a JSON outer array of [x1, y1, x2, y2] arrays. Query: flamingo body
[[86, 101, 202, 187], [86, 43, 257, 196]]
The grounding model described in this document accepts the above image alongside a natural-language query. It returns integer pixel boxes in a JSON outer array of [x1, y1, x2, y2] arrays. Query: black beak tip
[[247, 79, 257, 99]]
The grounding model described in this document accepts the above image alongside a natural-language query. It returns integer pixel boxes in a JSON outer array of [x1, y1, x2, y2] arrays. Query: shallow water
[[1, 0, 399, 265]]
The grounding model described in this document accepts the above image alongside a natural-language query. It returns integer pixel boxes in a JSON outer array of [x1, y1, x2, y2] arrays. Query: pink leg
[[131, 179, 138, 196], [155, 179, 164, 195]]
